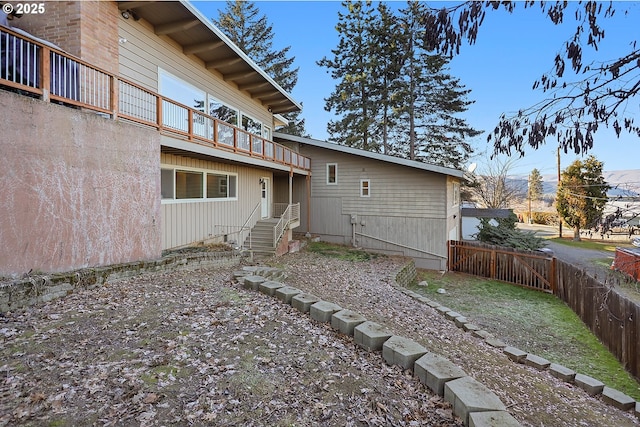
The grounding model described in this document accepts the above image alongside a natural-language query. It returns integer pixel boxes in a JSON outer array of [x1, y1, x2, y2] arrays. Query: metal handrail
[[273, 203, 300, 248], [0, 26, 311, 172], [239, 202, 262, 250]]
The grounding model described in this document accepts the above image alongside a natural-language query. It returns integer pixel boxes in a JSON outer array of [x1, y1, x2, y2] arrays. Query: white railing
[[273, 203, 300, 247]]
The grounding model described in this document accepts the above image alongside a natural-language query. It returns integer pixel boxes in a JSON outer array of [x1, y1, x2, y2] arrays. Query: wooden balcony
[[0, 26, 311, 172]]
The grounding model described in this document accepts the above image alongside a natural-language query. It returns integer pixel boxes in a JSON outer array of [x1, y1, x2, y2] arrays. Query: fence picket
[[448, 240, 640, 381]]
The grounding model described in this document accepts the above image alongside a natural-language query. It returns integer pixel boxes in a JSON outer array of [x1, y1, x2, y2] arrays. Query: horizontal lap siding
[[300, 146, 451, 268], [118, 18, 271, 126], [161, 153, 269, 249]]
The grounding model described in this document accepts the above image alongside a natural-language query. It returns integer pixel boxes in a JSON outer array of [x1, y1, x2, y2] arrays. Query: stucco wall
[[0, 90, 161, 276]]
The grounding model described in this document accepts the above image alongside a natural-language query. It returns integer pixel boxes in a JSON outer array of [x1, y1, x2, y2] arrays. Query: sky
[[192, 1, 640, 177]]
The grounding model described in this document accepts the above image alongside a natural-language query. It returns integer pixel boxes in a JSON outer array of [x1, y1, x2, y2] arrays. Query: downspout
[[289, 168, 293, 207], [306, 174, 311, 232]]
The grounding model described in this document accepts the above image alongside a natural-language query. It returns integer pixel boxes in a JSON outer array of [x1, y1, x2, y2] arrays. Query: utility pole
[[528, 172, 532, 224], [557, 146, 562, 238]]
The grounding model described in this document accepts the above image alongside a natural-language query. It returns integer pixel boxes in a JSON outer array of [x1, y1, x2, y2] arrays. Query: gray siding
[[161, 153, 272, 249], [299, 145, 456, 269]]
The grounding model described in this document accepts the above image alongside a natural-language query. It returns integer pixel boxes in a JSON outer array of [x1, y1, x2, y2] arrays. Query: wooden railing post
[[110, 76, 119, 120], [187, 109, 193, 140], [156, 96, 163, 129], [41, 46, 50, 102]]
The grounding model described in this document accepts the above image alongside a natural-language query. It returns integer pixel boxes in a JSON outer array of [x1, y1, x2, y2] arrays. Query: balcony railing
[[0, 26, 311, 171]]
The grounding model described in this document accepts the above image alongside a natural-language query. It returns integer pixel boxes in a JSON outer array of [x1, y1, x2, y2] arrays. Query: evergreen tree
[[321, 1, 479, 167], [528, 168, 543, 202], [213, 1, 306, 136], [393, 2, 480, 168], [318, 1, 380, 151], [556, 155, 610, 241], [369, 2, 404, 155]]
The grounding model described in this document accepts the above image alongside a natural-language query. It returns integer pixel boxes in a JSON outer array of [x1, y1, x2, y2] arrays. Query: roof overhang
[[117, 0, 301, 114], [274, 132, 464, 178]]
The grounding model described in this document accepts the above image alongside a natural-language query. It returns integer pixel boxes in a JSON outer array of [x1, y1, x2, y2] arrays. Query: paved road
[[517, 223, 617, 278]]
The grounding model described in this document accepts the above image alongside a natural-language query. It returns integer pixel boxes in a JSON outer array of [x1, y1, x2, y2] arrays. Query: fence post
[[447, 241, 451, 271], [550, 257, 557, 294], [490, 249, 496, 279]]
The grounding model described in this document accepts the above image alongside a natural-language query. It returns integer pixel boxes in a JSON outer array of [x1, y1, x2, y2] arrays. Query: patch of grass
[[306, 242, 378, 262], [550, 238, 626, 252], [412, 270, 640, 400]]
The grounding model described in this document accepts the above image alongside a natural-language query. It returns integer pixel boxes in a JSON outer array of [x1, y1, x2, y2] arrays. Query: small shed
[[613, 247, 640, 281]]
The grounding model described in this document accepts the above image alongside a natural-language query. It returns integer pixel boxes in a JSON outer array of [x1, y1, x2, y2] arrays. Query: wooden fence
[[448, 240, 640, 381]]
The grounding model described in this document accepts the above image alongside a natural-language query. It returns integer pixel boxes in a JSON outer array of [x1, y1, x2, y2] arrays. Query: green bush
[[532, 212, 559, 225], [476, 213, 546, 250]]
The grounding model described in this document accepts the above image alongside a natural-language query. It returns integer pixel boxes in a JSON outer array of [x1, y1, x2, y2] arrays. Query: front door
[[261, 178, 269, 218]]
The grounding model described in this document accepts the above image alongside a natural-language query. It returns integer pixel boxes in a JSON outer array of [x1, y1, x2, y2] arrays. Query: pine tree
[[528, 168, 543, 202], [318, 1, 380, 151], [556, 155, 610, 241], [393, 1, 480, 168], [213, 1, 306, 136], [321, 1, 479, 167]]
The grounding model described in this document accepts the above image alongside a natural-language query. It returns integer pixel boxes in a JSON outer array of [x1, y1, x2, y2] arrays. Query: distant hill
[[510, 170, 640, 197]]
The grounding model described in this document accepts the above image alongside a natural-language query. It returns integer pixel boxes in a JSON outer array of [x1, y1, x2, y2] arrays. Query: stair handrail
[[240, 202, 262, 249], [273, 203, 300, 248]]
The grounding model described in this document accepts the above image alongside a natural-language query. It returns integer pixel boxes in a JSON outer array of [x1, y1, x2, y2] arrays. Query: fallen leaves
[[0, 253, 635, 426]]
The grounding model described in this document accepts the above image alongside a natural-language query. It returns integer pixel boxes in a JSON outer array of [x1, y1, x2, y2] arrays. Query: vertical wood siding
[[160, 153, 271, 249], [118, 18, 272, 127]]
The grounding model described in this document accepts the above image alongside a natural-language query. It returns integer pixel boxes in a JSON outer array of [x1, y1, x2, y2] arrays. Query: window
[[161, 168, 174, 199], [161, 167, 237, 202], [209, 97, 238, 126], [176, 170, 203, 199], [241, 114, 262, 136], [327, 163, 337, 185], [360, 179, 370, 197], [207, 173, 237, 198]]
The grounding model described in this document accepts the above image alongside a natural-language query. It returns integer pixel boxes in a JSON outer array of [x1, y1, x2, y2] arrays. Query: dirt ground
[[1, 250, 638, 426]]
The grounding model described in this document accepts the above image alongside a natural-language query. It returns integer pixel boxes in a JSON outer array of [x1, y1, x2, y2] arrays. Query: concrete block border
[[392, 263, 640, 419], [234, 265, 519, 426]]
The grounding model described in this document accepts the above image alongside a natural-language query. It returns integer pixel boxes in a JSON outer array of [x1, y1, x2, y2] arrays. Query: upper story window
[[161, 166, 237, 202], [327, 163, 338, 185], [158, 69, 205, 112], [360, 179, 370, 197], [209, 97, 238, 126], [241, 113, 262, 136]]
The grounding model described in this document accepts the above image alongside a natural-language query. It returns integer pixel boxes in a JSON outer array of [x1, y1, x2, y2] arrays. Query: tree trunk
[[573, 226, 581, 241]]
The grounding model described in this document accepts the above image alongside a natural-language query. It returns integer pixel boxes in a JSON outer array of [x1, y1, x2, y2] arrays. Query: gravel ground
[[1, 250, 638, 426]]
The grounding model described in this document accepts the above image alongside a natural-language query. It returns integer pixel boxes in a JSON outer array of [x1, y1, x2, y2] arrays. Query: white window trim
[[161, 165, 238, 204], [360, 179, 370, 197], [327, 163, 338, 185]]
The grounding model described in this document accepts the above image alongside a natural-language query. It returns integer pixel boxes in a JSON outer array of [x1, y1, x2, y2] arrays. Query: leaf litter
[[0, 250, 637, 426]]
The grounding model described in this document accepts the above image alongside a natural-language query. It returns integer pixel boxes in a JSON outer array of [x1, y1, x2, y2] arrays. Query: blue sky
[[193, 1, 640, 176]]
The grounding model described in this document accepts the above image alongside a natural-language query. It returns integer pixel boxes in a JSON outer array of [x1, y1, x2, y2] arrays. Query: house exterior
[[1, 0, 463, 277], [0, 1, 309, 276], [274, 133, 463, 270]]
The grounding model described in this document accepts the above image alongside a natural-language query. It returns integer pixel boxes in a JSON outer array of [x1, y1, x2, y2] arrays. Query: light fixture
[[121, 9, 140, 21]]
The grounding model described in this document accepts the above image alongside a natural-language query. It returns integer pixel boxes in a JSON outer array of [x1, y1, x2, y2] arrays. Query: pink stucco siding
[[0, 91, 161, 276]]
